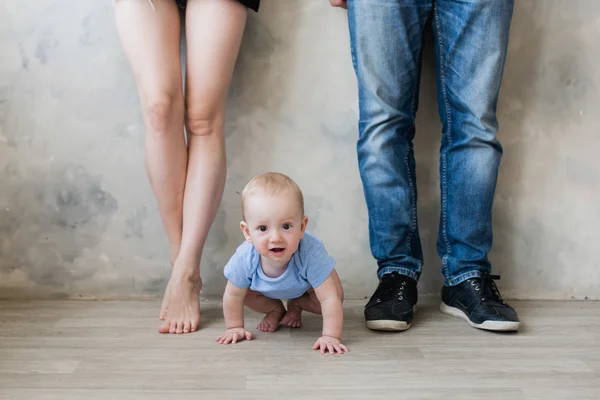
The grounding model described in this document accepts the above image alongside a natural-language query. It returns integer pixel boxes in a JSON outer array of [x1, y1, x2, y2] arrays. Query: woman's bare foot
[[160, 247, 180, 320], [159, 262, 201, 334], [281, 298, 303, 328], [257, 307, 286, 332], [159, 278, 171, 320]]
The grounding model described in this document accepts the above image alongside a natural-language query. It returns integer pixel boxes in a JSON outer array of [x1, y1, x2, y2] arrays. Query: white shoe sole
[[365, 306, 418, 332], [440, 302, 520, 332], [366, 320, 411, 331]]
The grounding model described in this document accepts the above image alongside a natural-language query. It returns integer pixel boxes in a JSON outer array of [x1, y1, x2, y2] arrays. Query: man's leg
[[347, 0, 432, 331], [433, 0, 519, 331]]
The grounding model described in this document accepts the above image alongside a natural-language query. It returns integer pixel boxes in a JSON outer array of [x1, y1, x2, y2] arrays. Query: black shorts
[[176, 0, 259, 12]]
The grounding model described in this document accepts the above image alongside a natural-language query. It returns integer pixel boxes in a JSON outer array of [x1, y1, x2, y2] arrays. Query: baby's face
[[241, 189, 307, 265]]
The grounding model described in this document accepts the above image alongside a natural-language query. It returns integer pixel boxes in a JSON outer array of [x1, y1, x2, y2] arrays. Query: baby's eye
[[258, 226, 267, 232], [282, 223, 292, 230]]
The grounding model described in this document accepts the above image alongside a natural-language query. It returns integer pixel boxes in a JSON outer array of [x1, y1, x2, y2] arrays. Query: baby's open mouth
[[270, 248, 285, 255]]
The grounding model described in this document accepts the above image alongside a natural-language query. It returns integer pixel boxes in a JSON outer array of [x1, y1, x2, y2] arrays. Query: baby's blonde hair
[[241, 172, 304, 220]]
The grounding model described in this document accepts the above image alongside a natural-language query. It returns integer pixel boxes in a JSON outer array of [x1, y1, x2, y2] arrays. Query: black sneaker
[[364, 272, 418, 331], [441, 273, 520, 332]]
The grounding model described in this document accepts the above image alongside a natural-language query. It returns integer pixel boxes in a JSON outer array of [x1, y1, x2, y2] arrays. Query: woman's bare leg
[[158, 0, 248, 334], [114, 0, 186, 322]]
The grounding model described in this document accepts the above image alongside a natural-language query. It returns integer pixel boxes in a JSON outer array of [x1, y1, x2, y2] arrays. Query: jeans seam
[[378, 266, 419, 281], [405, 72, 420, 254], [404, 36, 425, 259], [446, 270, 483, 287], [434, 3, 452, 281]]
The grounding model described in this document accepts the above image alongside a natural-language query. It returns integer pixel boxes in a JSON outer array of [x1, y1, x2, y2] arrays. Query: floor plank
[[0, 299, 598, 400]]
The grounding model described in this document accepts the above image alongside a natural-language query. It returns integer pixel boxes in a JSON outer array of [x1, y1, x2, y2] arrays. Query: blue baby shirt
[[224, 231, 336, 299]]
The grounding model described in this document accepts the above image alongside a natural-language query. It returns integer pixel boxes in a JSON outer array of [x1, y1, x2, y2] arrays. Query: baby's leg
[[282, 270, 345, 328], [244, 289, 286, 332], [281, 291, 320, 328]]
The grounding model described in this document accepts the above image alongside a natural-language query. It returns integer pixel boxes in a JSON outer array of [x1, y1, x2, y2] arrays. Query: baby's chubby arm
[[216, 281, 252, 345], [313, 269, 349, 354]]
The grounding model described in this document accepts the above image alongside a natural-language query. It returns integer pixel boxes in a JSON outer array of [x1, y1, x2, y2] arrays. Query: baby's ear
[[240, 221, 252, 242], [300, 216, 308, 236]]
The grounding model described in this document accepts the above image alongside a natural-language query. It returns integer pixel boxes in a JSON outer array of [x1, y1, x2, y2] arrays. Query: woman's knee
[[186, 107, 224, 138], [143, 94, 182, 137]]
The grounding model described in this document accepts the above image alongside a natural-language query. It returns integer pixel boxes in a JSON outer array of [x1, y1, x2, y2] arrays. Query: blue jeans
[[348, 0, 514, 286]]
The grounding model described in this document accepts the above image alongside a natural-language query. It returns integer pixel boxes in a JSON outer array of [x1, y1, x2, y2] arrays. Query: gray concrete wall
[[1, 0, 598, 300]]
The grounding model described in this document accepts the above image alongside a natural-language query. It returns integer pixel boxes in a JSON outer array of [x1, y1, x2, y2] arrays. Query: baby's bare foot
[[257, 307, 286, 332], [281, 299, 303, 328], [159, 263, 201, 334]]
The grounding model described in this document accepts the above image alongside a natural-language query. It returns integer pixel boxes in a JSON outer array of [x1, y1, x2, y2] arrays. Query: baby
[[216, 172, 348, 354]]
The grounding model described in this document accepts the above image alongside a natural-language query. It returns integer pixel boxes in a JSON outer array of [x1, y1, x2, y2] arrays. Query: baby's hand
[[216, 327, 252, 345], [312, 335, 349, 354]]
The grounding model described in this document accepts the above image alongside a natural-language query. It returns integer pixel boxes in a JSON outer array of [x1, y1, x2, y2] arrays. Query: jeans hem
[[377, 266, 420, 281], [445, 270, 484, 287]]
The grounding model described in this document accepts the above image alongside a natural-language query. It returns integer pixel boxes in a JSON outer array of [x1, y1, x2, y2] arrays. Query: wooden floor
[[0, 299, 599, 400]]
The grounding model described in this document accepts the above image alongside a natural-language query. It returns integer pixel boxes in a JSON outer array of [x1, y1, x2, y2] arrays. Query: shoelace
[[470, 273, 505, 304], [376, 273, 407, 303]]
